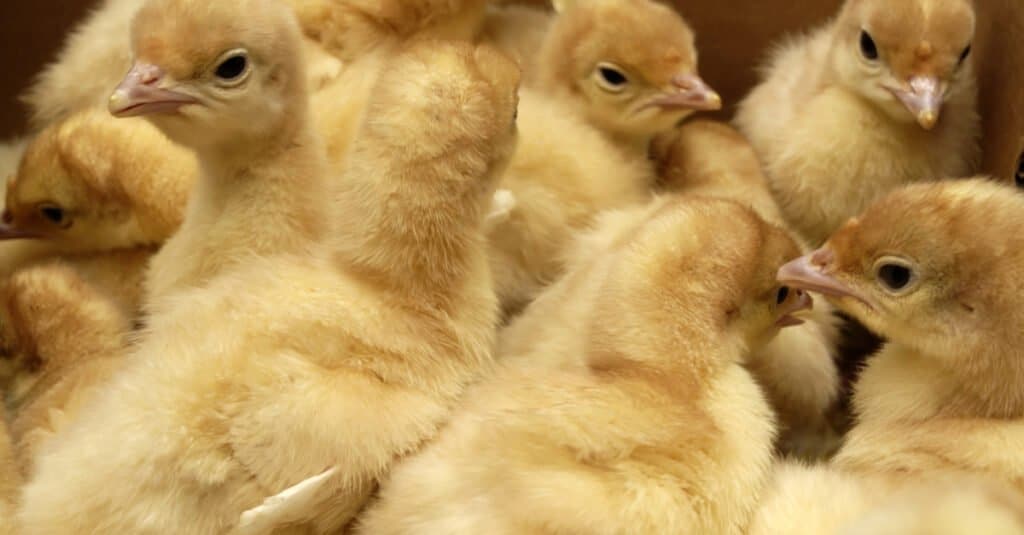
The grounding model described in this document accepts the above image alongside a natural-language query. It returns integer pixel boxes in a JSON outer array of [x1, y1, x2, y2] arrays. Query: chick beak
[[109, 62, 198, 118], [890, 75, 943, 130], [775, 287, 813, 328], [0, 217, 42, 240], [645, 74, 722, 111], [777, 250, 874, 310]]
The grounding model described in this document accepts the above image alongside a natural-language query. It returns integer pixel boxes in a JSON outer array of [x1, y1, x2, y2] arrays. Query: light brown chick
[[536, 0, 721, 161], [0, 262, 129, 478], [358, 197, 810, 534], [3, 109, 192, 255], [735, 0, 981, 246], [18, 8, 519, 533], [0, 109, 195, 315], [655, 120, 843, 460], [756, 178, 1024, 532], [106, 0, 328, 305]]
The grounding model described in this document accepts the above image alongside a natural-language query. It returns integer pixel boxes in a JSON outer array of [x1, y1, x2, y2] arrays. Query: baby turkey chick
[[0, 109, 195, 315], [755, 178, 1024, 532], [655, 120, 842, 460], [107, 0, 329, 304], [18, 3, 519, 531], [358, 196, 810, 535], [736, 0, 981, 246], [536, 0, 721, 163], [3, 109, 192, 256], [0, 262, 130, 477]]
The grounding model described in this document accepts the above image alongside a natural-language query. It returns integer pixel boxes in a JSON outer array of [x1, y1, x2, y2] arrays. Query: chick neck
[[854, 340, 1024, 423], [189, 99, 328, 257]]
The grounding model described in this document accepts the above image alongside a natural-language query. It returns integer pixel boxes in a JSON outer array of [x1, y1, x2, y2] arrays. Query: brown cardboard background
[[0, 0, 1020, 180]]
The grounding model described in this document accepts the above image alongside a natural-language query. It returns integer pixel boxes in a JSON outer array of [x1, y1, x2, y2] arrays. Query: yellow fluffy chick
[[358, 197, 811, 534], [17, 6, 518, 533], [655, 120, 842, 459], [735, 0, 981, 246], [756, 178, 1024, 532], [106, 0, 329, 304], [0, 262, 129, 476], [536, 0, 721, 161]]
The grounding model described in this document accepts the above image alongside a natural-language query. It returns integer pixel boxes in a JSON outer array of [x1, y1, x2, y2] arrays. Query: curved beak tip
[[108, 63, 196, 118], [917, 110, 938, 130]]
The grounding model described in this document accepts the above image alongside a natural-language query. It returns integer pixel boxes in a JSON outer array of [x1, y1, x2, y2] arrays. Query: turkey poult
[[359, 197, 810, 535], [735, 0, 981, 246], [16, 0, 520, 531]]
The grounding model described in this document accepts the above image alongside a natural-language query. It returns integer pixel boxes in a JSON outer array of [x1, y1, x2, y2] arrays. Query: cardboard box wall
[[1, 0, 1021, 181]]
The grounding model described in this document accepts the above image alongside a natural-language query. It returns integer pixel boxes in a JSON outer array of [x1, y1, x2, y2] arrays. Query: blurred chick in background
[[654, 120, 842, 459], [0, 109, 195, 315], [752, 179, 1024, 532], [736, 0, 981, 246], [359, 197, 810, 534], [0, 262, 130, 477]]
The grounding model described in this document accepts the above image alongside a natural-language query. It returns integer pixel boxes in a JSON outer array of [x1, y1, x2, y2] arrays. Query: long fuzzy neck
[[855, 341, 1024, 423]]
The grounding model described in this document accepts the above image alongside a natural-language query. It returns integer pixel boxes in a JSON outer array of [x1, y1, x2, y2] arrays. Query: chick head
[[778, 178, 1024, 361], [831, 0, 976, 130], [366, 40, 521, 186], [109, 0, 308, 154], [2, 110, 179, 252], [602, 198, 810, 355], [538, 0, 721, 145]]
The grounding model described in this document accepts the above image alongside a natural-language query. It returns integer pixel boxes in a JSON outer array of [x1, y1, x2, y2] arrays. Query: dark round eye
[[877, 263, 913, 291], [215, 54, 249, 80], [776, 287, 790, 305], [598, 66, 629, 88], [38, 204, 68, 227], [860, 31, 879, 61], [959, 44, 972, 64]]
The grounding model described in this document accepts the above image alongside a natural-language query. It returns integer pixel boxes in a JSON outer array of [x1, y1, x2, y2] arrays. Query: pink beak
[[777, 250, 875, 310], [109, 62, 198, 118], [888, 75, 943, 130], [644, 73, 722, 111]]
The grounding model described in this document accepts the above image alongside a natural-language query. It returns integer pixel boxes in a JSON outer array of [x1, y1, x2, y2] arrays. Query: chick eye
[[38, 204, 70, 228], [595, 63, 629, 92], [859, 30, 879, 61], [876, 263, 914, 292], [214, 51, 250, 84], [958, 44, 972, 64], [776, 287, 790, 305]]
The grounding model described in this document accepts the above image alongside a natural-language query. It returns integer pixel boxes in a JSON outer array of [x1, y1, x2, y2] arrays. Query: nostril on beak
[[810, 249, 834, 268]]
